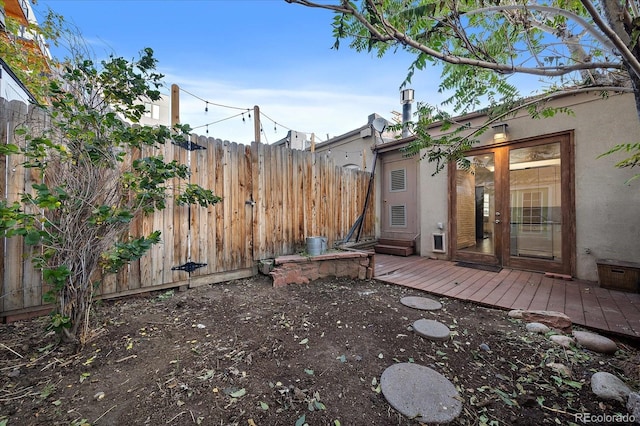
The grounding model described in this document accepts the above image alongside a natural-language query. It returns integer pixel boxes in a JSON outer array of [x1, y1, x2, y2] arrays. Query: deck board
[[512, 272, 544, 310], [373, 254, 640, 340]]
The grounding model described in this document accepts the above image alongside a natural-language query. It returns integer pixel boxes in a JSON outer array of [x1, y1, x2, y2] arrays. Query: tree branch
[[580, 0, 640, 79], [288, 0, 625, 76]]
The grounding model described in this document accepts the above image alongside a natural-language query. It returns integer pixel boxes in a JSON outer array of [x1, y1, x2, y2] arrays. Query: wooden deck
[[374, 254, 640, 340]]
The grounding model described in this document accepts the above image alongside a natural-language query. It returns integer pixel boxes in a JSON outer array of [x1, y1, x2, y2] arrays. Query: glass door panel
[[509, 143, 562, 261], [456, 154, 496, 258]]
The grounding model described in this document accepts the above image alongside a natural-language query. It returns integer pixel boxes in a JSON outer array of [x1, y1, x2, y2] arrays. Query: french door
[[450, 132, 575, 275]]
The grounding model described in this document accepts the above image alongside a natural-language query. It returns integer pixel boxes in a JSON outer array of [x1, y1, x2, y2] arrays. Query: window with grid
[[522, 191, 543, 232]]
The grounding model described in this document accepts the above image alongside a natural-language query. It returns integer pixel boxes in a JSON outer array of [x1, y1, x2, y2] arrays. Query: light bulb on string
[[274, 124, 277, 133], [205, 102, 208, 113], [328, 149, 331, 155], [206, 124, 209, 134], [345, 153, 348, 159], [242, 113, 245, 123]]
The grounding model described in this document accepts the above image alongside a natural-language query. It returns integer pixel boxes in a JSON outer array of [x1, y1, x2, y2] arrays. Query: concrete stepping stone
[[400, 296, 442, 311], [381, 362, 462, 423], [413, 319, 450, 341]]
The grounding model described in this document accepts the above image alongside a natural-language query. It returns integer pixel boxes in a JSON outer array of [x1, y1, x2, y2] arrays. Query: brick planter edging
[[270, 251, 375, 288]]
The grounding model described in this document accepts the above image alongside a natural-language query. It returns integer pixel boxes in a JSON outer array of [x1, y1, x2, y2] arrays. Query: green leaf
[[259, 401, 269, 410], [314, 400, 326, 410], [563, 379, 584, 390], [295, 414, 306, 426], [0, 143, 20, 155], [229, 388, 246, 398], [25, 230, 42, 245], [304, 369, 314, 375], [197, 370, 214, 380], [299, 338, 309, 345]]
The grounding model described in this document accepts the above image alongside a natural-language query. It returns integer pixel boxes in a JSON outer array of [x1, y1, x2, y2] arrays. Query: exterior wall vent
[[390, 205, 407, 227], [390, 168, 406, 192]]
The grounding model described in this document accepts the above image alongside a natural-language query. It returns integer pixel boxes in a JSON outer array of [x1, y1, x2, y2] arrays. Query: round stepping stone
[[413, 319, 450, 341], [381, 362, 462, 423], [400, 296, 442, 311]]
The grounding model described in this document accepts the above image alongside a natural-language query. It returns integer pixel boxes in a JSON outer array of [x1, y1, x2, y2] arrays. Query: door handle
[[495, 219, 501, 224]]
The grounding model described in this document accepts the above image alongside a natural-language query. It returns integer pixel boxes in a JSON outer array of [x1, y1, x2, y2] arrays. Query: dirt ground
[[1, 274, 639, 426]]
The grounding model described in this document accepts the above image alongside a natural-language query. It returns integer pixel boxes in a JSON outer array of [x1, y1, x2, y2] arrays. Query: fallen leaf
[[230, 388, 247, 398]]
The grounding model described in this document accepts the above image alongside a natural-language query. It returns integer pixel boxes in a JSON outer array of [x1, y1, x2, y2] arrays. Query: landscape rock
[[591, 372, 631, 402], [508, 309, 524, 319], [573, 330, 618, 354], [627, 392, 640, 421], [526, 322, 550, 334], [549, 334, 575, 348], [520, 310, 572, 333], [381, 363, 462, 424]]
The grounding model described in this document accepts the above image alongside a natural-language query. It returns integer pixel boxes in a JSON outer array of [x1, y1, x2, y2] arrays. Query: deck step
[[374, 244, 414, 257], [377, 239, 415, 248]]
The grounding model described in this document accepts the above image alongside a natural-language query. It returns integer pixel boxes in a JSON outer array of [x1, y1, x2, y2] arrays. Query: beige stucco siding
[[418, 91, 640, 281]]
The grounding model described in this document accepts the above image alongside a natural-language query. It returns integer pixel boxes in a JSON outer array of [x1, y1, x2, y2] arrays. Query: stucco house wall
[[415, 91, 640, 281], [313, 113, 397, 171]]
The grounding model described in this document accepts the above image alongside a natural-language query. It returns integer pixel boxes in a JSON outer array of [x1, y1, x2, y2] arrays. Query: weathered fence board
[[0, 99, 375, 318]]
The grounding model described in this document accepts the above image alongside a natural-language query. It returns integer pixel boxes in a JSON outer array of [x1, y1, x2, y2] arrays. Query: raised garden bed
[[269, 250, 375, 287]]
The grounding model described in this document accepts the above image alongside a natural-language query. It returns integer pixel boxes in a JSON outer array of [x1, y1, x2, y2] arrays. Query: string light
[[175, 85, 329, 142], [191, 111, 247, 130]]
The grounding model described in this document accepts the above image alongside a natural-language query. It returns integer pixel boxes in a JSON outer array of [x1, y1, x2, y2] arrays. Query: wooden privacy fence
[[0, 99, 375, 318]]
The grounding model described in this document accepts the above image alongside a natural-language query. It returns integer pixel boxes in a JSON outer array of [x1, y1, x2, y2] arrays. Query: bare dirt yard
[[1, 274, 639, 425]]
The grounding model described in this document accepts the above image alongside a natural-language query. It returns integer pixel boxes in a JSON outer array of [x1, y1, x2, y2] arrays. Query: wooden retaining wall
[[0, 99, 375, 318]]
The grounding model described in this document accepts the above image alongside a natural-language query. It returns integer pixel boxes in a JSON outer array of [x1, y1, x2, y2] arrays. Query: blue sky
[[33, 0, 448, 144]]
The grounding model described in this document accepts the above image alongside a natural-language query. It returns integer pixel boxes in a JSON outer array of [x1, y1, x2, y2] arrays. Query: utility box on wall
[[596, 259, 640, 293]]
